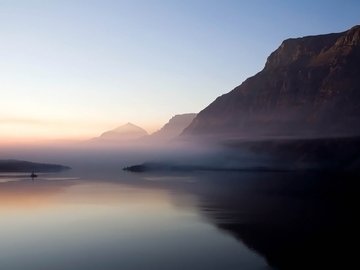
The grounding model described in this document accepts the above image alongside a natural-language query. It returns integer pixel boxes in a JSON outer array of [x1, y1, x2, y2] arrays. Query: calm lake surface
[[0, 170, 358, 270]]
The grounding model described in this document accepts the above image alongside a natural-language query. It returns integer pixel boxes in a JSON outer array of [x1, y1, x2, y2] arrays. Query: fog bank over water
[[3, 134, 359, 175], [0, 138, 224, 173]]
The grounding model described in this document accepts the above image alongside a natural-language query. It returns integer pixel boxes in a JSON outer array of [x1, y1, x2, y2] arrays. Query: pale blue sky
[[0, 0, 359, 140]]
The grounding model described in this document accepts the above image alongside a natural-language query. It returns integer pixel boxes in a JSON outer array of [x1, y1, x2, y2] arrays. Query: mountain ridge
[[148, 113, 197, 141], [183, 25, 360, 139]]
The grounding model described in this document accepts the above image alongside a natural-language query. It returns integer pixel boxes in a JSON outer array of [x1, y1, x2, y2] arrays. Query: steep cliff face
[[183, 26, 360, 138]]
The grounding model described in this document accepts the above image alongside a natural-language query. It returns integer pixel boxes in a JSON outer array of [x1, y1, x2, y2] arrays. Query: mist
[[0, 137, 222, 174], [2, 131, 360, 176]]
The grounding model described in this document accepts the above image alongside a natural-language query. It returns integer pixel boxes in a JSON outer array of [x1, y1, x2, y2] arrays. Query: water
[[0, 170, 358, 269]]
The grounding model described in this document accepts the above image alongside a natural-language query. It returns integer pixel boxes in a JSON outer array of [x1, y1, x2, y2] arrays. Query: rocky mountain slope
[[183, 25, 360, 139]]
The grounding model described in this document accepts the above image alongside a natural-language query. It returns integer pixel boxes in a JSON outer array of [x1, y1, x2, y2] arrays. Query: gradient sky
[[1, 0, 359, 142]]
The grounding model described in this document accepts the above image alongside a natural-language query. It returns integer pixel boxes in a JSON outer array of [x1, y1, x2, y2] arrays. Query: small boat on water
[[30, 171, 38, 178]]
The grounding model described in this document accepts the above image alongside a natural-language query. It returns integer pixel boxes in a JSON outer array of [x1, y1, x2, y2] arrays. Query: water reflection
[[0, 171, 357, 269], [166, 171, 359, 269], [0, 172, 267, 270]]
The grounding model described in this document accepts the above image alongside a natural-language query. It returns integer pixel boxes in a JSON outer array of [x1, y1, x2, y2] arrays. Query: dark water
[[0, 170, 358, 269]]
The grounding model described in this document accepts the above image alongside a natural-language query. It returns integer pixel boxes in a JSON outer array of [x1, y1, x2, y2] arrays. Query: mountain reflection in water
[[0, 171, 358, 269], [188, 172, 359, 269]]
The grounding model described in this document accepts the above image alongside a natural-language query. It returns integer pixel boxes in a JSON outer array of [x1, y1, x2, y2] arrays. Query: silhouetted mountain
[[0, 159, 70, 172], [148, 113, 197, 141], [93, 123, 148, 142], [183, 25, 360, 139]]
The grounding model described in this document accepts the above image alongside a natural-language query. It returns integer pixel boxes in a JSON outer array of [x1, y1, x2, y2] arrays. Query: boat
[[30, 171, 38, 178]]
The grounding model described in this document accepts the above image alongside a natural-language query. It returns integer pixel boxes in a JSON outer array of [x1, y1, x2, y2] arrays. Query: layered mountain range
[[125, 26, 360, 172], [92, 114, 196, 143], [183, 25, 360, 139]]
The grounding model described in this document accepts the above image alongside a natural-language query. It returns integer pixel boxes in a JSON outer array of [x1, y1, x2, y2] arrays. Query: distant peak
[[148, 113, 197, 140], [113, 122, 147, 132], [113, 122, 141, 129], [95, 122, 148, 141]]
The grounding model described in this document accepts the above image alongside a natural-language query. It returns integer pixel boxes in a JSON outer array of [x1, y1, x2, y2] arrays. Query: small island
[[0, 159, 71, 173]]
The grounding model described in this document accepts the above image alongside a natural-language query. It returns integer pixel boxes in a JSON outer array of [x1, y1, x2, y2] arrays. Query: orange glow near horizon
[[0, 117, 163, 145], [0, 180, 171, 211]]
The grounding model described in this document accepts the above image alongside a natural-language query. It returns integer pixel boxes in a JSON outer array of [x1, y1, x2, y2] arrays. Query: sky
[[0, 0, 359, 142]]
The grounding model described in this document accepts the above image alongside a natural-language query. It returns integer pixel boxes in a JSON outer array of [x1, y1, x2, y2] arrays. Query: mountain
[[183, 25, 360, 139], [0, 159, 70, 172], [148, 113, 197, 141], [93, 123, 148, 142]]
